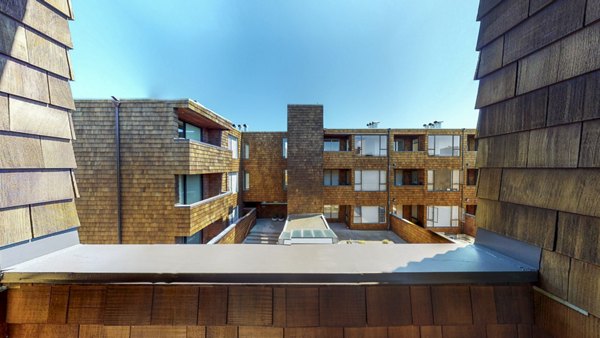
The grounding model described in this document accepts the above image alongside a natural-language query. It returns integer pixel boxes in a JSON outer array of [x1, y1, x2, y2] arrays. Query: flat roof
[[285, 214, 328, 231], [1, 243, 537, 285]]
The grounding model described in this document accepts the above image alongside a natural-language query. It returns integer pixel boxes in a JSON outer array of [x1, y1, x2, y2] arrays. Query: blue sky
[[69, 1, 480, 131]]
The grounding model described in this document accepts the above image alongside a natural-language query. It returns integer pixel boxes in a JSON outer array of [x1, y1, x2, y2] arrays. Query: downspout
[[112, 96, 122, 244], [461, 128, 465, 231], [387, 128, 391, 230]]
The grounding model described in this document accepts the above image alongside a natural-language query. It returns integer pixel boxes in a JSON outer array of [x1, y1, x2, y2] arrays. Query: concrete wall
[[474, 0, 600, 336]]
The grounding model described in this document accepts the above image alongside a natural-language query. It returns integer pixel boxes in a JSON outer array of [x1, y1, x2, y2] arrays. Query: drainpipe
[[461, 128, 465, 231], [112, 96, 122, 244], [387, 128, 391, 230]]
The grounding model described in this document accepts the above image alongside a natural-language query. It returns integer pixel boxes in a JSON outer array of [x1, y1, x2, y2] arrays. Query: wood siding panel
[[539, 249, 570, 299], [151, 286, 199, 326], [477, 88, 547, 137], [527, 123, 581, 167], [500, 169, 600, 218], [568, 259, 600, 317], [0, 55, 49, 103], [9, 96, 71, 139], [67, 286, 106, 324], [579, 119, 600, 167], [477, 0, 529, 49], [0, 12, 28, 62], [227, 286, 272, 326], [503, 0, 586, 64], [476, 199, 556, 249], [25, 29, 70, 79], [431, 286, 473, 325], [477, 132, 529, 168], [103, 286, 153, 326], [366, 286, 412, 326], [547, 76, 586, 126], [40, 138, 77, 169], [47, 73, 75, 110], [319, 286, 366, 327], [0, 206, 31, 246], [30, 200, 79, 237], [477, 36, 504, 78], [198, 287, 227, 326], [0, 133, 43, 168], [475, 63, 517, 108], [556, 213, 600, 266], [0, 170, 73, 209], [588, 0, 600, 25], [286, 287, 319, 328]]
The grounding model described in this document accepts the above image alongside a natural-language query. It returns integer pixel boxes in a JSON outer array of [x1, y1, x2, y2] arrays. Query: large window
[[177, 121, 202, 143], [243, 171, 250, 191], [228, 172, 238, 193], [354, 206, 386, 224], [427, 169, 460, 191], [428, 135, 460, 156], [283, 138, 288, 158], [354, 170, 386, 191], [324, 169, 350, 186], [427, 206, 460, 227], [355, 135, 387, 156], [177, 175, 202, 205], [228, 135, 238, 159], [324, 205, 339, 219]]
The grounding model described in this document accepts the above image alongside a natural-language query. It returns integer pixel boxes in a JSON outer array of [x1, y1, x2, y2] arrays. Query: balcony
[[174, 191, 238, 235], [172, 138, 233, 174]]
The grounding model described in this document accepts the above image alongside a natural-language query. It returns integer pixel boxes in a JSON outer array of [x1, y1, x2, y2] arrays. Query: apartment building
[[72, 99, 242, 244], [243, 105, 478, 234]]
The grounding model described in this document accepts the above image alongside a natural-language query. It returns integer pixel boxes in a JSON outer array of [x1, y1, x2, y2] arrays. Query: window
[[177, 175, 202, 205], [428, 135, 460, 156], [427, 169, 460, 191], [229, 206, 239, 224], [394, 169, 421, 186], [354, 170, 386, 191], [427, 206, 460, 227], [228, 172, 238, 193], [177, 121, 202, 143], [354, 206, 386, 224], [324, 169, 350, 186], [324, 205, 339, 219], [355, 135, 387, 156], [324, 139, 340, 152], [282, 138, 288, 158], [243, 143, 250, 159], [228, 135, 238, 159], [243, 171, 250, 191], [283, 169, 288, 190], [176, 230, 202, 244]]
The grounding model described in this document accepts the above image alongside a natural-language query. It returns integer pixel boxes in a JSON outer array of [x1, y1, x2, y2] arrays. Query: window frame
[[227, 172, 239, 193], [282, 138, 288, 159], [355, 135, 387, 156], [243, 171, 250, 191], [353, 206, 386, 224], [427, 169, 461, 192], [427, 135, 460, 157], [324, 205, 339, 219], [177, 174, 203, 205], [426, 206, 460, 227], [354, 170, 386, 191], [228, 135, 239, 159]]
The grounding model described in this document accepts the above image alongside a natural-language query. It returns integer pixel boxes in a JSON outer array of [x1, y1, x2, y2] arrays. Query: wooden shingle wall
[[474, 0, 600, 336], [0, 0, 79, 247], [243, 127, 477, 231], [287, 105, 324, 214], [240, 132, 287, 203], [5, 283, 536, 338], [72, 100, 241, 244]]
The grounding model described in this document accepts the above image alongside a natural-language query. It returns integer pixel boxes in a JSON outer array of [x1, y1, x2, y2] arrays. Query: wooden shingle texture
[[474, 0, 600, 335]]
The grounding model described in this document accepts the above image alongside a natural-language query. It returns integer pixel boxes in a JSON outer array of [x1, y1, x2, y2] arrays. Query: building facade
[[72, 101, 477, 244], [73, 99, 242, 244], [243, 105, 478, 233]]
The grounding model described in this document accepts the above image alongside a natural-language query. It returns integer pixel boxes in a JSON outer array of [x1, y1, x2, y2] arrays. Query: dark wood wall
[[474, 0, 600, 336]]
